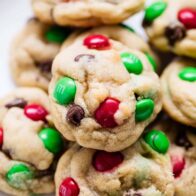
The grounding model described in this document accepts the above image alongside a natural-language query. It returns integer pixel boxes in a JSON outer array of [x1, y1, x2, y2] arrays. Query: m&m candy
[[145, 53, 157, 72], [45, 26, 71, 43], [135, 99, 154, 122], [144, 130, 170, 154], [59, 177, 80, 196], [38, 128, 63, 154], [92, 151, 124, 172], [83, 34, 110, 50], [6, 164, 33, 189], [144, 1, 167, 22], [178, 67, 196, 82], [171, 155, 185, 178], [54, 77, 76, 105], [178, 8, 196, 29], [94, 98, 120, 128], [24, 104, 48, 121], [121, 52, 143, 75]]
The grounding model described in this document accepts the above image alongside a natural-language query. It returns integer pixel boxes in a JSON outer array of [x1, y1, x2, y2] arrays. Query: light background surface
[[0, 0, 152, 195], [0, 0, 32, 97]]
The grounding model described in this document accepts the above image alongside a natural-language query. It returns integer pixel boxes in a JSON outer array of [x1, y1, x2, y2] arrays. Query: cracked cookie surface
[[49, 34, 162, 151], [62, 25, 158, 72], [31, 0, 145, 27], [0, 88, 65, 195], [55, 138, 174, 196]]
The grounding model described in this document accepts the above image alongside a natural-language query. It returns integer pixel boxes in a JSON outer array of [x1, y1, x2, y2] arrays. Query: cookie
[[143, 0, 196, 58], [31, 0, 145, 27], [161, 58, 196, 127], [0, 88, 65, 195], [10, 18, 72, 91], [55, 131, 174, 196], [49, 34, 162, 151], [62, 25, 158, 72], [151, 114, 196, 196]]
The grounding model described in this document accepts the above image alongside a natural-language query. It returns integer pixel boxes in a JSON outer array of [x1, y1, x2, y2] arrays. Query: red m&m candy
[[59, 177, 80, 196], [24, 104, 48, 121], [171, 155, 185, 178], [92, 151, 124, 172], [178, 8, 196, 29], [83, 34, 110, 50], [94, 98, 120, 128], [0, 128, 3, 147]]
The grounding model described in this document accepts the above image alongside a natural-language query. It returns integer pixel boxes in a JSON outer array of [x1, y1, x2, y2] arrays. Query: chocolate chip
[[165, 23, 186, 46], [35, 60, 53, 73], [142, 19, 152, 27], [74, 54, 95, 62], [66, 104, 85, 126], [5, 98, 27, 109], [175, 128, 193, 149], [34, 169, 53, 178]]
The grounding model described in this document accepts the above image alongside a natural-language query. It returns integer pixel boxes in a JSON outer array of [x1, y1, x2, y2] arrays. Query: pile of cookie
[[0, 0, 195, 195]]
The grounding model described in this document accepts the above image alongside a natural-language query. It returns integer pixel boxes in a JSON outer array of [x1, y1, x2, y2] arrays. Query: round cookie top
[[62, 25, 158, 72], [49, 34, 162, 151], [31, 0, 145, 27], [55, 132, 174, 196], [161, 58, 196, 127], [143, 0, 196, 58], [10, 18, 72, 91], [151, 113, 196, 196], [0, 88, 65, 195]]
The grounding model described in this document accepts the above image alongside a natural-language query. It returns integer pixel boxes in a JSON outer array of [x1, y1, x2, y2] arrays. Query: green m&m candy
[[120, 23, 135, 32], [39, 128, 64, 154], [178, 67, 196, 82], [144, 1, 167, 22], [45, 26, 71, 43], [145, 53, 157, 72], [135, 98, 154, 122], [144, 130, 170, 154], [6, 164, 33, 190], [54, 77, 76, 105], [120, 52, 143, 75]]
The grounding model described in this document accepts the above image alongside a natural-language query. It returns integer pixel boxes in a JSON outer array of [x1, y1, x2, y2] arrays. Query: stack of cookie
[[0, 0, 195, 195], [143, 1, 196, 195]]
